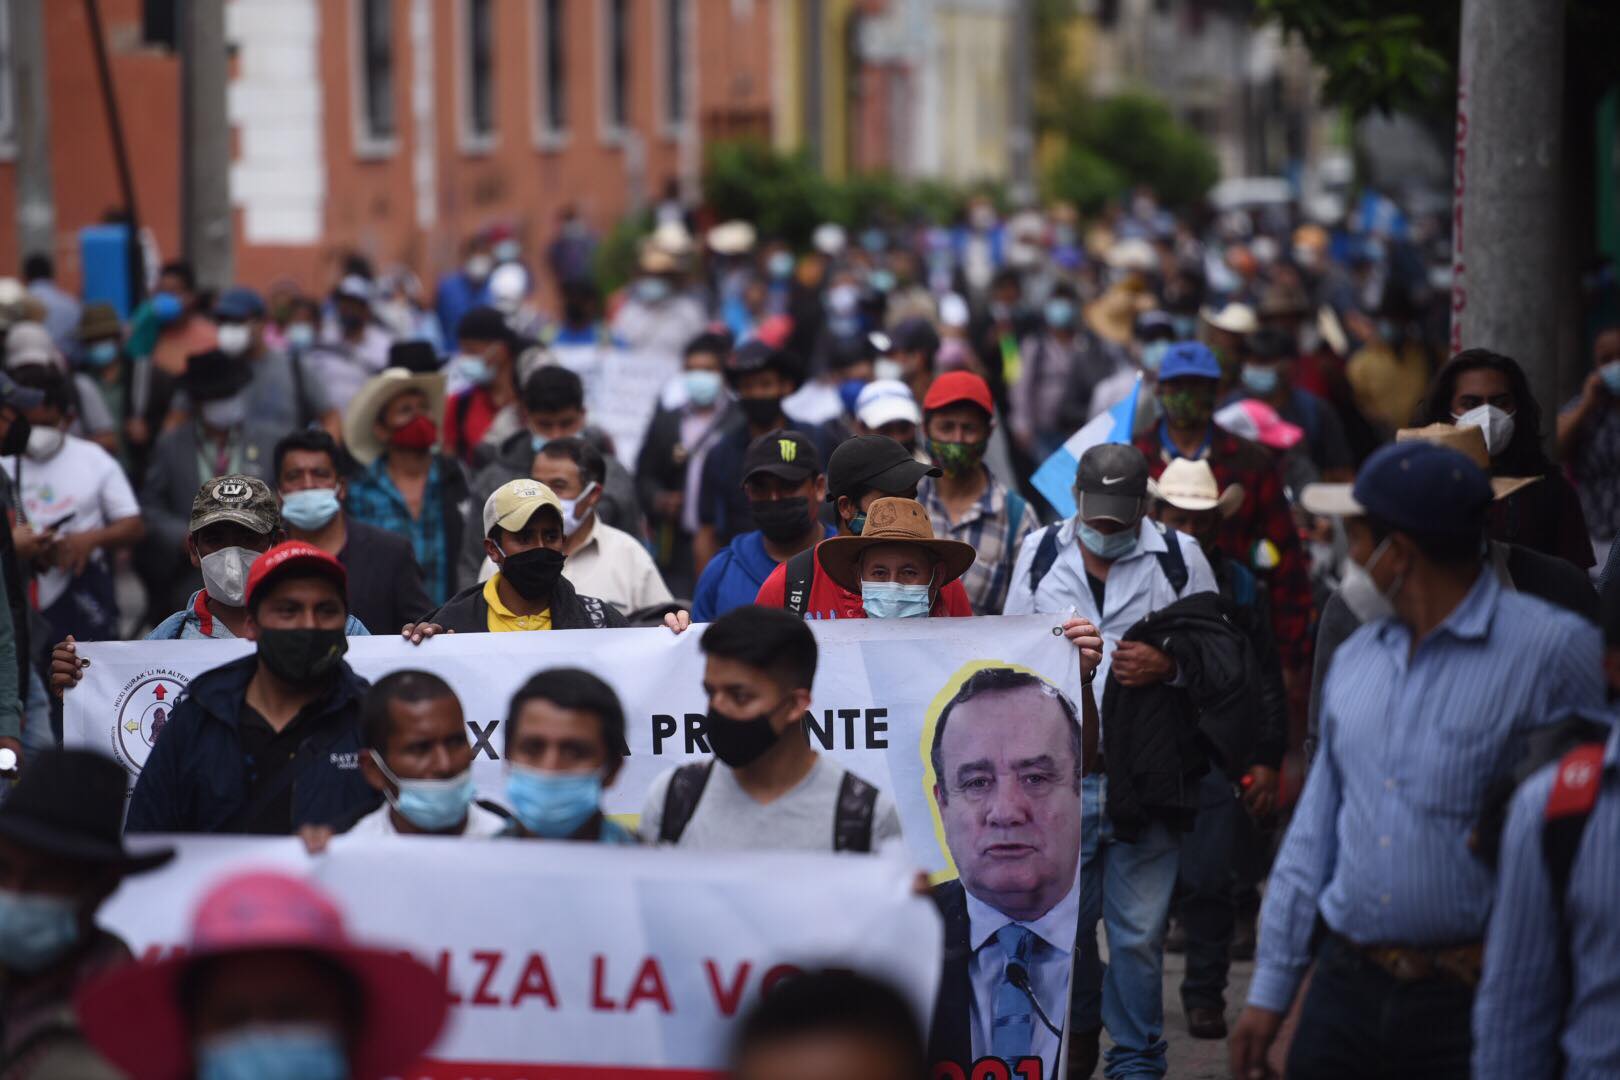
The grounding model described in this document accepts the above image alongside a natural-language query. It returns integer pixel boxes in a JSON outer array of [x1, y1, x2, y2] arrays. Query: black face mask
[[739, 396, 785, 429], [497, 546, 566, 601], [0, 414, 31, 457], [257, 627, 348, 684], [750, 497, 811, 544], [704, 699, 794, 768]]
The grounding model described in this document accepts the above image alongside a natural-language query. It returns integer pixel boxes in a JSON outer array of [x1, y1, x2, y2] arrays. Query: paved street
[[1090, 944, 1258, 1080]]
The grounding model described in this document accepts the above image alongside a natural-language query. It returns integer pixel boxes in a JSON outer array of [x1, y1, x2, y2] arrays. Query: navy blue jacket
[[125, 653, 379, 834]]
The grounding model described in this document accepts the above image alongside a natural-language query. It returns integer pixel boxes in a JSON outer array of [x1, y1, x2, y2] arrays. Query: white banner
[[64, 615, 1079, 874], [103, 836, 940, 1077]]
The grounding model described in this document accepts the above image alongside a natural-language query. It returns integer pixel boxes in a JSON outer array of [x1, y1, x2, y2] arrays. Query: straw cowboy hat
[[1394, 423, 1541, 500], [77, 871, 448, 1080], [1148, 458, 1245, 518], [343, 366, 447, 467], [817, 497, 977, 594], [1085, 286, 1152, 347]]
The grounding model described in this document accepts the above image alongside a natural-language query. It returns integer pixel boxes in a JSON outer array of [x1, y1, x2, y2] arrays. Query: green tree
[[1043, 92, 1220, 212]]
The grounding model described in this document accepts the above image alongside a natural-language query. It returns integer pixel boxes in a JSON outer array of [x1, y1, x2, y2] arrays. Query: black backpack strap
[[658, 761, 715, 845], [454, 391, 476, 459], [833, 770, 879, 853], [289, 347, 314, 428], [784, 547, 817, 617], [580, 595, 608, 628], [1028, 524, 1060, 594], [1152, 521, 1188, 593], [1542, 741, 1605, 911]]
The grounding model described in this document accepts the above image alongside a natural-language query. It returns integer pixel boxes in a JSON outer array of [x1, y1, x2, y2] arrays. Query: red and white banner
[[102, 836, 942, 1078]]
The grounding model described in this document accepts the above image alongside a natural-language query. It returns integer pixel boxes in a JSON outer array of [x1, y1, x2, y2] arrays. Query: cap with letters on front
[[483, 478, 564, 538], [1075, 443, 1150, 524], [189, 474, 280, 535]]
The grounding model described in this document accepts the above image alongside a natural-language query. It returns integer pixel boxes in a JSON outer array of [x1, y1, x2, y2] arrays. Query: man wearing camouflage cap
[[50, 476, 369, 695]]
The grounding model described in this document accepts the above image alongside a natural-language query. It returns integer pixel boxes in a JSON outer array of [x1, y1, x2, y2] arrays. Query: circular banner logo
[[110, 669, 189, 776]]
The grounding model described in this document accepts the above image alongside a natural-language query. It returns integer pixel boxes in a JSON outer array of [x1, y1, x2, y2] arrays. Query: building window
[[604, 0, 630, 134], [0, 0, 14, 154], [355, 0, 396, 147], [464, 0, 496, 143], [536, 0, 567, 139], [663, 0, 687, 131]]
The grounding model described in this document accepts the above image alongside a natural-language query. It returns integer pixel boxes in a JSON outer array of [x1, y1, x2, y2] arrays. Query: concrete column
[[1450, 0, 1566, 412], [181, 0, 234, 287], [10, 0, 55, 259], [1006, 0, 1035, 206]]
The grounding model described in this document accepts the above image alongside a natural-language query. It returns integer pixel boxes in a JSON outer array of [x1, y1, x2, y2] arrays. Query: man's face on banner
[[934, 686, 1082, 922]]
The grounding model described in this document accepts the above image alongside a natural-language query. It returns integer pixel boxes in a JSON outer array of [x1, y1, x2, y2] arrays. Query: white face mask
[[23, 427, 65, 462], [215, 323, 253, 357], [1338, 536, 1402, 624], [198, 546, 260, 607], [200, 392, 249, 431], [1451, 403, 1515, 457], [559, 483, 599, 536]]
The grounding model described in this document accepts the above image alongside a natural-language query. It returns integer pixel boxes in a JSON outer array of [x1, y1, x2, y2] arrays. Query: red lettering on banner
[[1014, 1057, 1043, 1080], [431, 951, 463, 1005], [591, 955, 619, 1011], [932, 1065, 968, 1080], [759, 963, 803, 995], [970, 1059, 1012, 1080], [625, 957, 673, 1013], [704, 960, 752, 1017], [470, 950, 505, 1007], [509, 952, 559, 1009]]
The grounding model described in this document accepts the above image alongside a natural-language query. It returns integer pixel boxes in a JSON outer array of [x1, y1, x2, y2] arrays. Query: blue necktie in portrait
[[991, 923, 1036, 1065]]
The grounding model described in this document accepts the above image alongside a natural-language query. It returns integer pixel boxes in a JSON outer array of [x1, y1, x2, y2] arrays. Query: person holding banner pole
[[126, 542, 380, 835], [500, 668, 636, 843], [1004, 442, 1216, 1080], [0, 749, 174, 1079], [640, 605, 901, 852]]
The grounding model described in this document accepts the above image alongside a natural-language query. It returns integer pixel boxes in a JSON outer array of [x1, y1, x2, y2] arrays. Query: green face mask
[[1160, 388, 1213, 431], [928, 437, 988, 477]]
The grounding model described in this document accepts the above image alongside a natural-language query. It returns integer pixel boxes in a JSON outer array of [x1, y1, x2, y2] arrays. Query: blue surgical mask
[[151, 291, 184, 325], [1601, 360, 1620, 395], [286, 324, 316, 350], [0, 887, 82, 973], [370, 751, 476, 832], [494, 239, 522, 263], [848, 512, 867, 536], [868, 269, 896, 293], [530, 433, 550, 454], [684, 369, 723, 408], [1140, 341, 1170, 374], [506, 765, 603, 838], [1240, 363, 1280, 395], [453, 353, 493, 387], [280, 488, 341, 531], [861, 581, 931, 619], [634, 277, 672, 305], [196, 1024, 348, 1080], [1044, 298, 1076, 329], [1077, 520, 1139, 561], [84, 340, 120, 368], [767, 252, 795, 280], [200, 392, 249, 431]]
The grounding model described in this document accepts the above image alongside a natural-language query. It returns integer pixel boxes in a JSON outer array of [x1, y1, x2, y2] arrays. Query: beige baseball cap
[[482, 479, 563, 538]]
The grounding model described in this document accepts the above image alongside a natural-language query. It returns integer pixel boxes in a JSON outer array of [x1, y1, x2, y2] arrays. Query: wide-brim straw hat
[[343, 367, 447, 466], [1395, 423, 1541, 500], [817, 497, 977, 594], [1147, 458, 1246, 519]]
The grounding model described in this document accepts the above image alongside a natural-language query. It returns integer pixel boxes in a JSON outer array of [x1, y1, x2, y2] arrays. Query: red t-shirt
[[755, 543, 975, 619]]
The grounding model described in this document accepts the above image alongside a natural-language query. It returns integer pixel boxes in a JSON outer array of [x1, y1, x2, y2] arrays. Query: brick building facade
[[0, 0, 775, 295]]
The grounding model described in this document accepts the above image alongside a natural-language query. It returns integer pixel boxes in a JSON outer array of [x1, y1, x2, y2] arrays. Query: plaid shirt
[[917, 471, 1036, 615], [345, 456, 451, 605], [1136, 422, 1314, 671]]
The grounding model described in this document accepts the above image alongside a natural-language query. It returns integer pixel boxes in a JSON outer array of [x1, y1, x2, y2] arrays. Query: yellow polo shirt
[[483, 575, 552, 633]]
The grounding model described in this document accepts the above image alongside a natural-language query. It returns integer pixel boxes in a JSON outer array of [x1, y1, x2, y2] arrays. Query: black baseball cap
[[1075, 444, 1150, 523], [743, 429, 821, 484], [725, 341, 804, 389], [890, 317, 940, 357], [825, 435, 940, 502]]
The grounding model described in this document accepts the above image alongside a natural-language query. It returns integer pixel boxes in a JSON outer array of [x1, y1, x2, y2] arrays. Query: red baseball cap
[[923, 371, 994, 415], [244, 540, 348, 610]]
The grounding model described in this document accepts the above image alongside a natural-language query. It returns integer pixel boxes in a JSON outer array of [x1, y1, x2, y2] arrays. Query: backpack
[[1026, 520, 1187, 596], [1475, 713, 1610, 910], [657, 760, 879, 851], [783, 547, 817, 617]]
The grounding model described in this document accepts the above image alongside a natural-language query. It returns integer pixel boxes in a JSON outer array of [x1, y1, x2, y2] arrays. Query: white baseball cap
[[855, 379, 921, 430]]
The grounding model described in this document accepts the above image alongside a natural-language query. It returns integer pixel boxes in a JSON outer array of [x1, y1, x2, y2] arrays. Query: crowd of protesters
[[0, 182, 1617, 1080]]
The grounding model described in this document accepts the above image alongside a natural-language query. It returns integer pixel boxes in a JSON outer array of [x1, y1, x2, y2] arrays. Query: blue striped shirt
[[1249, 570, 1604, 1012], [1474, 717, 1620, 1080]]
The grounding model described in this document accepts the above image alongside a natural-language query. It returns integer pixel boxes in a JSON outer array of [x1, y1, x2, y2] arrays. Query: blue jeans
[[1071, 774, 1180, 1079]]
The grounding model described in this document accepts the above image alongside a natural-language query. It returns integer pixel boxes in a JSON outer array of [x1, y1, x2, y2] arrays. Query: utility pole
[[1007, 0, 1035, 208], [1450, 0, 1566, 414], [11, 0, 55, 260], [180, 0, 233, 287]]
